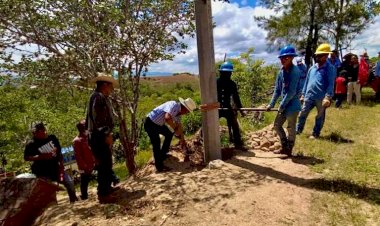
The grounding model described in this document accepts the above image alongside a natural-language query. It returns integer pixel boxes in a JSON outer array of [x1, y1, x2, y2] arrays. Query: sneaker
[[308, 135, 318, 139]]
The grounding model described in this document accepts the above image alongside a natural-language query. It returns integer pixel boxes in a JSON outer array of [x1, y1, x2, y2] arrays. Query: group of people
[[24, 73, 121, 204], [267, 43, 336, 157], [23, 43, 380, 204]]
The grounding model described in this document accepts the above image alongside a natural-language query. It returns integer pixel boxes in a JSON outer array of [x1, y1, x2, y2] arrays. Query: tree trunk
[[119, 117, 137, 175], [305, 0, 316, 69]]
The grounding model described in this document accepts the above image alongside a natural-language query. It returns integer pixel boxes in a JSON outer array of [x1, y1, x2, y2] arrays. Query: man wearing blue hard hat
[[217, 61, 246, 151], [267, 45, 302, 157]]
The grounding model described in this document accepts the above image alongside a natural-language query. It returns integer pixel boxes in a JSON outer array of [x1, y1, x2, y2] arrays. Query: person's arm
[[268, 72, 282, 109], [164, 113, 185, 144], [73, 139, 87, 171], [326, 66, 337, 99], [24, 144, 55, 161], [279, 70, 300, 112]]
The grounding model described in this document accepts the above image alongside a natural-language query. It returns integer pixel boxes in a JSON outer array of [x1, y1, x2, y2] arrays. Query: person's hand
[[300, 95, 304, 104], [266, 105, 272, 111], [322, 98, 331, 108]]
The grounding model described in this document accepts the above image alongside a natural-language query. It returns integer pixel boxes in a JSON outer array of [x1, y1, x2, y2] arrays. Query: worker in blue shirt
[[296, 57, 307, 94], [296, 43, 337, 139], [327, 49, 342, 69], [375, 52, 380, 78], [266, 45, 302, 157]]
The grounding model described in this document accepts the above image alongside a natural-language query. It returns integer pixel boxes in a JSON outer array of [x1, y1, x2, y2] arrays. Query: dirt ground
[[34, 145, 324, 226]]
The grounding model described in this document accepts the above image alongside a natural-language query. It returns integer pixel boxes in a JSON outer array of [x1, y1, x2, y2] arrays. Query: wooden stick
[[219, 108, 278, 112]]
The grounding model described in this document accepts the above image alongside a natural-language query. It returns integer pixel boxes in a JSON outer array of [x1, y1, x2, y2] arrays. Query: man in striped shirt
[[144, 98, 196, 172]]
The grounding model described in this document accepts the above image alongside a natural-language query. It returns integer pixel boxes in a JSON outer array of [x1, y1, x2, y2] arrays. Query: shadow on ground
[[229, 158, 380, 205], [320, 132, 354, 143]]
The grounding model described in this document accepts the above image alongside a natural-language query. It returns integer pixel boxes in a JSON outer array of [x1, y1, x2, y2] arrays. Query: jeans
[[273, 111, 298, 146], [60, 172, 77, 203], [335, 94, 345, 108], [219, 110, 243, 147], [296, 99, 326, 137], [80, 172, 92, 199], [144, 117, 174, 171]]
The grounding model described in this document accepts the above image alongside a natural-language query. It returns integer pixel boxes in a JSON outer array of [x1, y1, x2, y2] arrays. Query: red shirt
[[73, 134, 95, 173], [335, 77, 347, 94]]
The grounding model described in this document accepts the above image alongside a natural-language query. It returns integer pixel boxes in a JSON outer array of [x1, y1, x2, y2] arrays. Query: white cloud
[[150, 2, 380, 74], [349, 16, 380, 57], [150, 1, 277, 74]]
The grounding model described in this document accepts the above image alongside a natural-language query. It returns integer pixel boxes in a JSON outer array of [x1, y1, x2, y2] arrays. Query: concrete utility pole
[[195, 0, 221, 162]]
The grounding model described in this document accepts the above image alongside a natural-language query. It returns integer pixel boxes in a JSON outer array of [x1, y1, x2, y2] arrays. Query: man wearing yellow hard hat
[[296, 43, 337, 139]]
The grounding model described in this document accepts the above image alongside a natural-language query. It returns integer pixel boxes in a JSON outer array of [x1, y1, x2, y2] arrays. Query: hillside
[[34, 90, 380, 226]]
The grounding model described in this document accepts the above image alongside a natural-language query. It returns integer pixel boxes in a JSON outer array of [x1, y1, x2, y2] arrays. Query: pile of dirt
[[136, 127, 233, 177], [245, 124, 282, 152]]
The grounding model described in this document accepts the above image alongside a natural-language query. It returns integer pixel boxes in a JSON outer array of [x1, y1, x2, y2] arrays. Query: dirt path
[[35, 149, 323, 226]]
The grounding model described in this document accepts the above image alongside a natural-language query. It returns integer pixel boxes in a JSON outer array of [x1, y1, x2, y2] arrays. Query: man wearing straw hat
[[144, 98, 197, 172], [86, 72, 118, 203]]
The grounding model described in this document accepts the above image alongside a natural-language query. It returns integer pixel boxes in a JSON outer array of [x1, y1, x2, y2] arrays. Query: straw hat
[[179, 97, 197, 112], [91, 73, 119, 87]]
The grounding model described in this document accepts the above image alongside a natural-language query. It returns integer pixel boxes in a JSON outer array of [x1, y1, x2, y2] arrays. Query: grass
[[289, 88, 380, 225]]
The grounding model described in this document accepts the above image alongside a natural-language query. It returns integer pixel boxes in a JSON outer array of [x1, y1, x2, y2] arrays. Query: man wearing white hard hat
[[144, 97, 196, 172], [86, 72, 119, 203]]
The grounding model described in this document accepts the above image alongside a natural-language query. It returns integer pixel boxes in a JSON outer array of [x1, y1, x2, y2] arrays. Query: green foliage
[[257, 0, 380, 67], [217, 48, 278, 107], [0, 82, 88, 172]]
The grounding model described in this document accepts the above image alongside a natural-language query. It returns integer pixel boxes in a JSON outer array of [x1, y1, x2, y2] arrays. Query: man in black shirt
[[86, 73, 119, 203], [24, 122, 78, 203], [217, 62, 246, 150]]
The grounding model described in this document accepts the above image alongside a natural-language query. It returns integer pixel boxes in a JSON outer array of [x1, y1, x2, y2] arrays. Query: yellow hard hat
[[315, 43, 332, 55]]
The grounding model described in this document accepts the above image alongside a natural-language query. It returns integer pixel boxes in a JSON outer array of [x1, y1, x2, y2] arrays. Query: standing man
[[86, 73, 118, 203], [296, 57, 307, 93], [327, 49, 342, 69], [24, 122, 78, 203], [296, 43, 336, 139], [144, 98, 196, 172], [346, 54, 361, 104], [73, 119, 95, 200], [374, 51, 380, 100], [267, 45, 301, 157], [217, 61, 246, 150]]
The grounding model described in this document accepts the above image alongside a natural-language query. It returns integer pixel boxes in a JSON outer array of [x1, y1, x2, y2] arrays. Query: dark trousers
[[144, 117, 173, 171], [219, 110, 243, 147], [89, 134, 113, 197], [97, 165, 113, 196], [80, 173, 92, 199], [335, 94, 345, 108]]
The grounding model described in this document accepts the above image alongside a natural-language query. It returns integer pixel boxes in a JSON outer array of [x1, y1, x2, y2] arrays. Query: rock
[[261, 147, 270, 152], [208, 160, 226, 169], [260, 138, 271, 148], [269, 145, 276, 151], [250, 141, 259, 147]]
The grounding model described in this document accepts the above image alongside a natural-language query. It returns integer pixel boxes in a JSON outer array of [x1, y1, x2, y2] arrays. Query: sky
[[149, 0, 380, 74]]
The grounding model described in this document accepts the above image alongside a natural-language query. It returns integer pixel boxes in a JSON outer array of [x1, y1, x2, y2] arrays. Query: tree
[[216, 48, 278, 107], [257, 0, 380, 68], [0, 0, 195, 174], [322, 0, 380, 55]]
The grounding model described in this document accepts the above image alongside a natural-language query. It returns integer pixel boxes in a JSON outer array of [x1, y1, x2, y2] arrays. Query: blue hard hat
[[219, 61, 234, 72], [278, 45, 298, 58]]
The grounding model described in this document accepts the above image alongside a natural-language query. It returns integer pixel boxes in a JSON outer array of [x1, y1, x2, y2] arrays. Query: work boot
[[98, 194, 117, 204], [286, 141, 294, 157], [274, 139, 289, 155]]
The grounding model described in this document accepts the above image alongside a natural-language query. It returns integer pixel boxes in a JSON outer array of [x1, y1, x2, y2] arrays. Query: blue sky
[[149, 1, 380, 74]]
